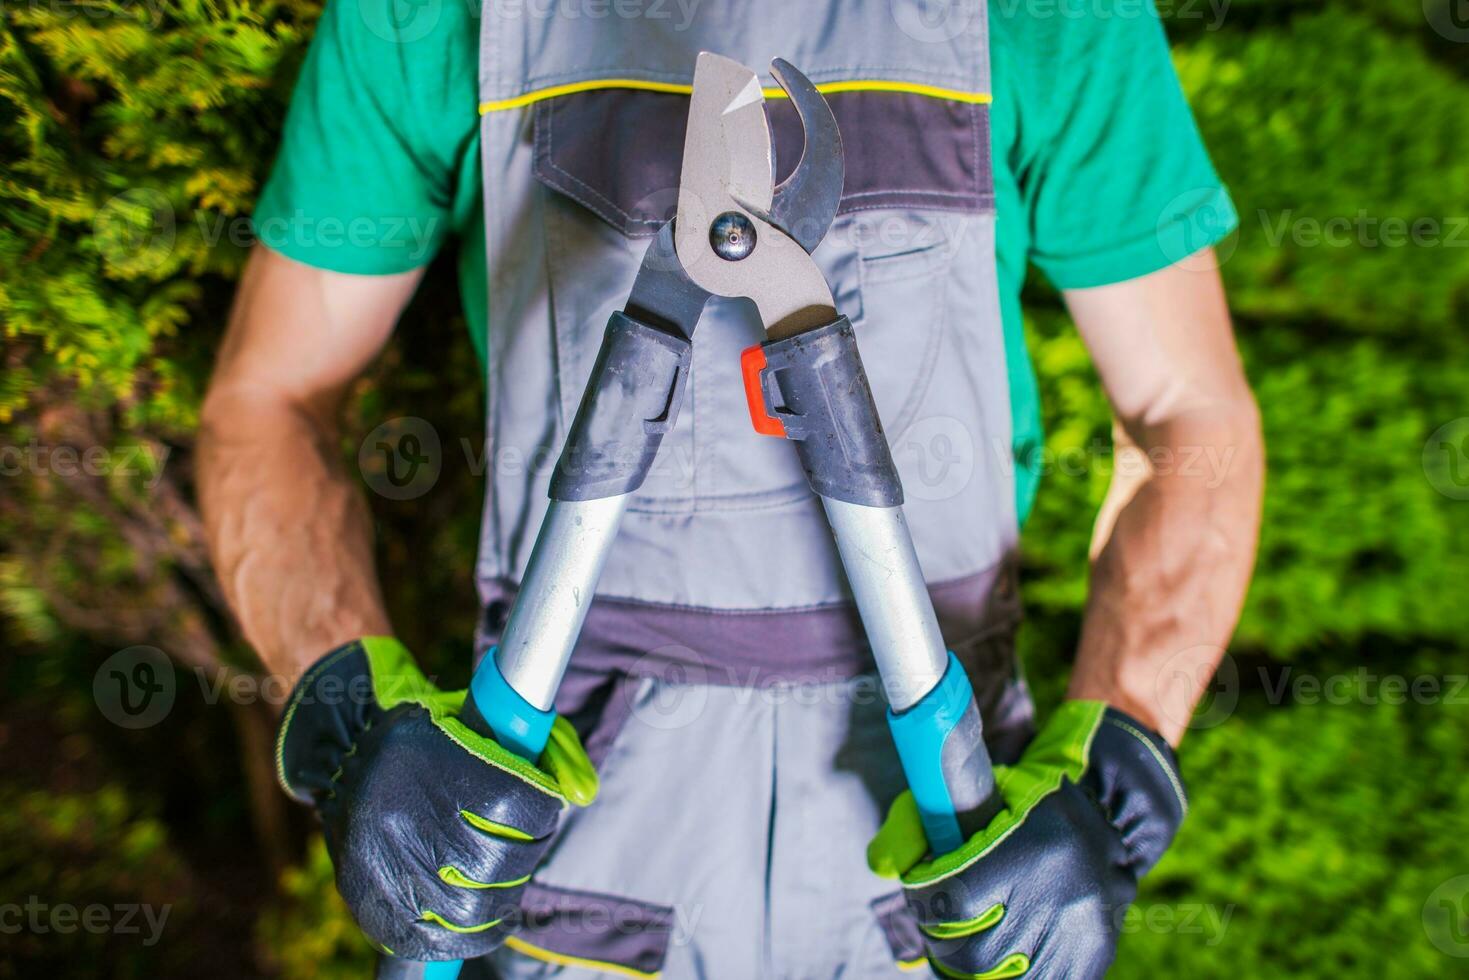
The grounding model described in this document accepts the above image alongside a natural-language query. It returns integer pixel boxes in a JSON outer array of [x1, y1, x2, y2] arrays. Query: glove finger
[[540, 715, 599, 806], [953, 903, 1112, 980], [433, 818, 542, 894], [454, 765, 563, 843], [924, 902, 1030, 980], [868, 790, 928, 879], [392, 908, 513, 962], [415, 873, 522, 936]]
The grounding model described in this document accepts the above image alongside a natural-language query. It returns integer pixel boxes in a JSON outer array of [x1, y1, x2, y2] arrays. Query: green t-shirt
[[255, 0, 1235, 523]]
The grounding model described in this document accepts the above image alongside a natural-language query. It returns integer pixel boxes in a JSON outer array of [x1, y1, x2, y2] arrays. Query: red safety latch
[[740, 343, 787, 437]]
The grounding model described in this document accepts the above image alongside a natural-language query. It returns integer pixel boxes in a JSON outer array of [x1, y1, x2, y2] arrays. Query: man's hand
[[277, 637, 598, 960], [869, 703, 1186, 979]]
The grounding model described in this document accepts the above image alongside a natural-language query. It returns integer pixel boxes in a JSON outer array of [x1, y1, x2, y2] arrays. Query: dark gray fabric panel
[[477, 557, 1021, 686], [516, 881, 674, 975], [533, 89, 994, 237], [473, 556, 1035, 765], [872, 890, 926, 965]]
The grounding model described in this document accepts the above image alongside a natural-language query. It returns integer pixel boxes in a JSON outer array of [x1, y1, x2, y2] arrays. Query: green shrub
[[1115, 666, 1469, 977], [3, 0, 1467, 975], [255, 837, 374, 980], [1175, 13, 1469, 335]]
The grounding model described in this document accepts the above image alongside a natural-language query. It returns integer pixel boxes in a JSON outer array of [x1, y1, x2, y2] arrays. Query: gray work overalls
[[468, 1, 1033, 975]]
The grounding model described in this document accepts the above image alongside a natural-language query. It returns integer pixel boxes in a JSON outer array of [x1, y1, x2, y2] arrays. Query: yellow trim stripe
[[480, 78, 992, 114], [503, 935, 661, 979]]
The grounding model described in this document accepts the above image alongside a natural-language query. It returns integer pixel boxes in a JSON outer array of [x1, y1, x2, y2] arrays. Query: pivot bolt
[[710, 211, 756, 261]]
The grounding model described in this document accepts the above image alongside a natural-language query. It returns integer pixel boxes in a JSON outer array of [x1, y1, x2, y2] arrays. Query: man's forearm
[[1066, 403, 1264, 746], [198, 392, 391, 687]]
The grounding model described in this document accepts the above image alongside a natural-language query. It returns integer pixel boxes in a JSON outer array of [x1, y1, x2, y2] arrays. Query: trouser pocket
[[489, 882, 675, 979]]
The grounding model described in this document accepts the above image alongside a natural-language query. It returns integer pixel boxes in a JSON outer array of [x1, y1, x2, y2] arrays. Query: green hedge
[[2, 1, 1467, 976]]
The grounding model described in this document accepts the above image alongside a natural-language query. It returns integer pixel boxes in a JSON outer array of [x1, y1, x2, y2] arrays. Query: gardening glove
[[275, 636, 597, 961], [869, 702, 1186, 979]]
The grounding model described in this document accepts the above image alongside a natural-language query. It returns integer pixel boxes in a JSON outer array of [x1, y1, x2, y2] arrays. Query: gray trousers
[[475, 667, 1033, 979]]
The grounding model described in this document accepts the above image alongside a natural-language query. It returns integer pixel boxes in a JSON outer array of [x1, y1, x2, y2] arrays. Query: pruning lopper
[[402, 52, 1003, 980]]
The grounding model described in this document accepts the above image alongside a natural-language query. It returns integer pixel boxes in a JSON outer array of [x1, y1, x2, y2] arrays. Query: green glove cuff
[[869, 700, 1108, 885], [275, 636, 598, 807], [359, 636, 598, 806]]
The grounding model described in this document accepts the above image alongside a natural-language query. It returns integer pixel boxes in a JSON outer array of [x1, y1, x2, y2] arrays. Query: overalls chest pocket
[[531, 88, 995, 516]]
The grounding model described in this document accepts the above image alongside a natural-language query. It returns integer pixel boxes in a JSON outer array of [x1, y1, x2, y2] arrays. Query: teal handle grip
[[390, 647, 556, 980], [886, 652, 1002, 855], [464, 645, 556, 760]]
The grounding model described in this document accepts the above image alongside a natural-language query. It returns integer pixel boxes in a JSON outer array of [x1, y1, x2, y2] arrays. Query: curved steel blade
[[626, 221, 710, 338], [768, 58, 844, 254], [675, 52, 835, 339]]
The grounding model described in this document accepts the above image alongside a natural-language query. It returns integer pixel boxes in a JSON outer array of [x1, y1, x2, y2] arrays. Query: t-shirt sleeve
[[252, 0, 477, 274], [1010, 1, 1237, 289]]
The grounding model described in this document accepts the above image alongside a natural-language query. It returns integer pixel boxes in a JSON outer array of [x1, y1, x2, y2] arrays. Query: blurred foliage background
[[2, 0, 1467, 976]]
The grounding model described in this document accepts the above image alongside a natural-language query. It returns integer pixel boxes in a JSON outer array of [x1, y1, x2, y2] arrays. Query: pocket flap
[[871, 890, 927, 967], [510, 881, 674, 978], [533, 89, 994, 237]]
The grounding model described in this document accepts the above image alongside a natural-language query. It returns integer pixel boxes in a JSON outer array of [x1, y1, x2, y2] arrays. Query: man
[[199, 0, 1262, 976]]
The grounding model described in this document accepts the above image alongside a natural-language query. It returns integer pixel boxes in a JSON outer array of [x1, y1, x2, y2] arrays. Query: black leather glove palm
[[275, 637, 597, 961], [869, 702, 1187, 979]]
